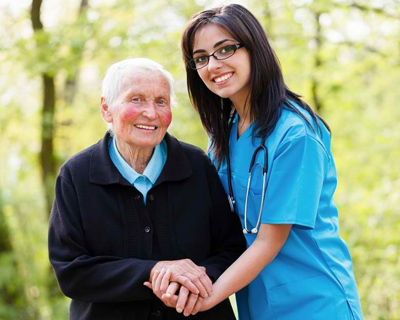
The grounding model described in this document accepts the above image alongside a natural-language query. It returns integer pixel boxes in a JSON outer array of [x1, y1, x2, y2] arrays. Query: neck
[[115, 137, 154, 174], [231, 99, 251, 138]]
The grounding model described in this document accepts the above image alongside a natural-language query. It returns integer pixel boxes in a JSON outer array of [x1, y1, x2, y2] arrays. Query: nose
[[142, 102, 157, 120], [207, 55, 223, 73]]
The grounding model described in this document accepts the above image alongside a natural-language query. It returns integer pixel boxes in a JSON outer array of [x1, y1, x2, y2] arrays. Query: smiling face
[[193, 23, 251, 109], [101, 69, 172, 152]]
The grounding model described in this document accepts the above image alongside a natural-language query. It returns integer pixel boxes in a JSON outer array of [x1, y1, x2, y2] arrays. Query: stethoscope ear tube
[[249, 145, 268, 173]]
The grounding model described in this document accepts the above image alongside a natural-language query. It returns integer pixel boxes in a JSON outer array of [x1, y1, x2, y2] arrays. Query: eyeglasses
[[188, 43, 245, 70]]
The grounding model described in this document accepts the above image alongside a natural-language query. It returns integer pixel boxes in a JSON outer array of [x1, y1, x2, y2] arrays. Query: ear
[[100, 97, 113, 123]]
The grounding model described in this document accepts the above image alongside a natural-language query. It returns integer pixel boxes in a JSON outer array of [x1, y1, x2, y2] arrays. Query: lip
[[212, 72, 234, 85]]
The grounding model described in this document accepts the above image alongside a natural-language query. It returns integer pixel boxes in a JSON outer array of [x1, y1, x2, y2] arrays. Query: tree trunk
[[31, 0, 57, 215], [40, 73, 56, 214], [64, 0, 89, 105], [262, 2, 274, 41], [311, 10, 323, 112]]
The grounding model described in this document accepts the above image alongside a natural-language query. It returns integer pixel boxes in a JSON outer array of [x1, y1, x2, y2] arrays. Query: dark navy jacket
[[48, 132, 246, 320]]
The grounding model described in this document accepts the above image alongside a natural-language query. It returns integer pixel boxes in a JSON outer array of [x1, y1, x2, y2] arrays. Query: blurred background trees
[[0, 0, 399, 318]]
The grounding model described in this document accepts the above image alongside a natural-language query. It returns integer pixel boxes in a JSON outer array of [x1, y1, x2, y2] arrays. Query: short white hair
[[101, 58, 175, 110]]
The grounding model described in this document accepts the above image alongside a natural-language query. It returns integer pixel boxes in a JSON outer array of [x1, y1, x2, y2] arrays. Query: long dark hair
[[181, 4, 329, 166]]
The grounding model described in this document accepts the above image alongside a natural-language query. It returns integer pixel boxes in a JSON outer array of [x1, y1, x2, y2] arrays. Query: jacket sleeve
[[198, 158, 246, 282], [48, 172, 157, 303]]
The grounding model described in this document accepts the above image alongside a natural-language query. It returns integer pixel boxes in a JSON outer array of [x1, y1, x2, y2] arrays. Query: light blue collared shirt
[[108, 136, 167, 203]]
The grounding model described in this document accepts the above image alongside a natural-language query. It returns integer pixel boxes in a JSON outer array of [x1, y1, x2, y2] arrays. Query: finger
[[176, 286, 189, 314], [152, 269, 160, 285], [184, 272, 208, 298], [143, 281, 153, 289], [199, 272, 213, 296], [160, 269, 172, 295], [154, 268, 166, 298], [182, 261, 212, 297], [192, 265, 212, 295], [163, 282, 179, 300], [173, 275, 199, 295], [162, 282, 179, 307], [150, 262, 164, 280], [183, 293, 198, 317], [162, 293, 179, 308], [191, 296, 204, 315]]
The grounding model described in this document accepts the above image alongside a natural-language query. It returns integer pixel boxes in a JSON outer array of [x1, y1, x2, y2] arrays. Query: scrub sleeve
[[261, 132, 329, 229]]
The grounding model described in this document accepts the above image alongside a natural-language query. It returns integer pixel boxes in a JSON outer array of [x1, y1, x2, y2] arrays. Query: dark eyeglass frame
[[187, 43, 245, 70]]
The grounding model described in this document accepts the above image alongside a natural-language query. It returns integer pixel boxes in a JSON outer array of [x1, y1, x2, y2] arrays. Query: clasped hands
[[144, 259, 213, 316]]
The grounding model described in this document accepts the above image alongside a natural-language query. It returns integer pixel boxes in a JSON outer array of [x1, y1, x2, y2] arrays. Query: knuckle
[[192, 276, 200, 283]]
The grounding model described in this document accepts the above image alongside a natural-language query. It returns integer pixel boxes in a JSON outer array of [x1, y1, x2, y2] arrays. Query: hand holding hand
[[148, 259, 212, 298], [144, 267, 209, 316]]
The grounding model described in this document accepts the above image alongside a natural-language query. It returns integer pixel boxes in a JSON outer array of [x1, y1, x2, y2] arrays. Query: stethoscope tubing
[[226, 111, 269, 234], [243, 145, 268, 234]]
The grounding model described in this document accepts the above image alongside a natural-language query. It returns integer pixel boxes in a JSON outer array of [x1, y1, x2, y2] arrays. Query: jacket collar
[[89, 131, 192, 185]]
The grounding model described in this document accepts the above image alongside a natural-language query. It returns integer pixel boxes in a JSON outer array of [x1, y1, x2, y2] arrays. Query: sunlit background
[[1, 0, 399, 319]]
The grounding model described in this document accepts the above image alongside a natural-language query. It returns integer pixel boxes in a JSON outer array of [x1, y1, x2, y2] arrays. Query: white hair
[[101, 58, 175, 110]]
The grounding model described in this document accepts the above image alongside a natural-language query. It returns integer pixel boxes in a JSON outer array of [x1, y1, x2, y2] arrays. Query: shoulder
[[279, 106, 313, 137], [168, 134, 209, 163], [58, 142, 98, 181], [274, 104, 329, 152], [178, 141, 210, 167], [166, 134, 217, 179]]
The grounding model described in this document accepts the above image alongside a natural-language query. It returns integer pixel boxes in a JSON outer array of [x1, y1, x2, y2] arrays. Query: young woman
[[149, 4, 364, 319]]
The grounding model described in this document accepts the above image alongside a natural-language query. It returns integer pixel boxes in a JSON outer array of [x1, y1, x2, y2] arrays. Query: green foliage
[[0, 0, 399, 318]]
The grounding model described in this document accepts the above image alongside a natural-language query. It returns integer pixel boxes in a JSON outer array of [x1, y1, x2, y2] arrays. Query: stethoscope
[[226, 112, 269, 234]]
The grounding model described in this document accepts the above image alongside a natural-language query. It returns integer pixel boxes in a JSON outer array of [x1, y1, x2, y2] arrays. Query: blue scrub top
[[213, 104, 363, 320]]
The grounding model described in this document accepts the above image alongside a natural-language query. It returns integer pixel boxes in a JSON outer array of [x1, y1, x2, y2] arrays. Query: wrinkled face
[[102, 70, 172, 151], [193, 23, 251, 108]]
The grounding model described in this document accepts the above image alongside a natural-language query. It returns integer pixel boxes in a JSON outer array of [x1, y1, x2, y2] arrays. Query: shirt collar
[[89, 131, 192, 185], [110, 136, 164, 185]]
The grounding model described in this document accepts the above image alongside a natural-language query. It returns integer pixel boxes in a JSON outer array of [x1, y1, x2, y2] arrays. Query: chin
[[140, 139, 163, 148], [211, 87, 237, 99]]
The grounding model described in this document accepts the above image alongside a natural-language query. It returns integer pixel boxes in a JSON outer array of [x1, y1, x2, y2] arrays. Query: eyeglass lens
[[190, 44, 239, 70]]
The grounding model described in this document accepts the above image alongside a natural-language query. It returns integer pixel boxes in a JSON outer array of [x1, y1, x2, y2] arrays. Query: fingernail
[[184, 312, 189, 317], [177, 308, 183, 313], [165, 293, 171, 298], [161, 268, 165, 272]]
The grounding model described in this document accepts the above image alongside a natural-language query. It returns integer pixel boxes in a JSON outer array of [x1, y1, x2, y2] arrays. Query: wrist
[[200, 295, 215, 312]]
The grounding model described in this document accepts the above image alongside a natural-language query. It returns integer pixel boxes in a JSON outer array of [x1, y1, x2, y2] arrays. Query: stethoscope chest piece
[[227, 195, 235, 213]]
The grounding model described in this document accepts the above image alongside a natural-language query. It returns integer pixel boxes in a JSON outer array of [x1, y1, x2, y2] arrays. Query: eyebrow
[[193, 38, 236, 55], [125, 90, 170, 100]]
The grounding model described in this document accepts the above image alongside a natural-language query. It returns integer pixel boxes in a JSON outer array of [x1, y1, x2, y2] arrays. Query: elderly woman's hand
[[145, 273, 206, 316], [147, 259, 212, 298]]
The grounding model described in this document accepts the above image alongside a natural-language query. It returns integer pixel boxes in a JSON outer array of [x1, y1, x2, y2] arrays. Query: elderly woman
[[48, 58, 245, 320]]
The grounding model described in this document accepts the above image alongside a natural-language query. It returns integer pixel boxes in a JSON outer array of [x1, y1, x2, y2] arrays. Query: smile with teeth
[[214, 72, 233, 83], [135, 124, 157, 130]]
